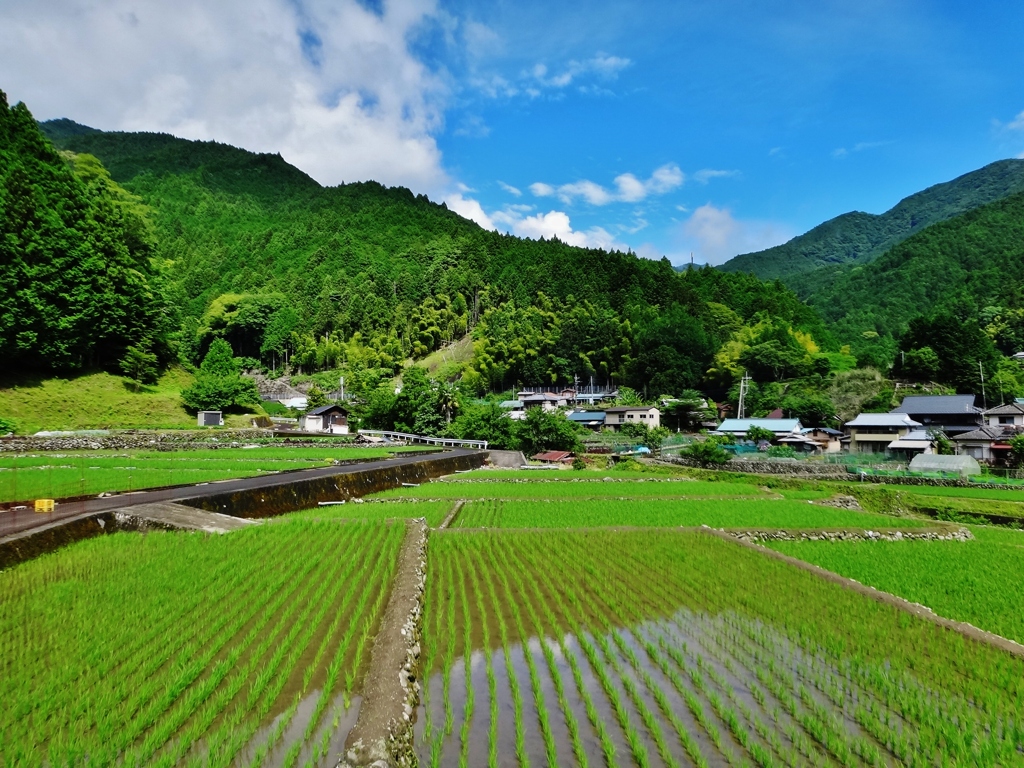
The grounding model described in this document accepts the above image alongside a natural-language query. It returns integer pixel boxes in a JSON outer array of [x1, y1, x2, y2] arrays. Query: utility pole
[[979, 361, 987, 411], [340, 376, 345, 403], [737, 373, 750, 420]]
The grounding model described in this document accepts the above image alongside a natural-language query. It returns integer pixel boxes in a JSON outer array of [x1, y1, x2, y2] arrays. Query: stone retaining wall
[[667, 456, 1024, 491], [0, 429, 280, 452], [729, 526, 973, 543]]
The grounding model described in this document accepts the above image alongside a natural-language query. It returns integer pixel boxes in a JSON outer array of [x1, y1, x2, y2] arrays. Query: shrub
[[682, 439, 731, 466]]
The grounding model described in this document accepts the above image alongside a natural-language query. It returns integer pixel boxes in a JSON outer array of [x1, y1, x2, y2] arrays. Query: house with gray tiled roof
[[952, 403, 1024, 462], [890, 394, 982, 437]]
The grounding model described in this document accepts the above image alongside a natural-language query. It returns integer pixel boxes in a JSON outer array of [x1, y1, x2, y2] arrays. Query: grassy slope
[[0, 367, 256, 433]]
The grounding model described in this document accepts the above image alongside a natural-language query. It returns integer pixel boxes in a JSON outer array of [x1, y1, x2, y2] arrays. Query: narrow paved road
[[0, 449, 480, 540]]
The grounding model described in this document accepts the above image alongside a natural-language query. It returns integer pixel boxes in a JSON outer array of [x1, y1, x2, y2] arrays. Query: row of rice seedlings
[[454, 545, 477, 768], [3, 531, 284, 750], [4, 526, 329, 764], [681, 559, 1020, 767], [4, 521, 401, 767], [632, 531, 1024, 766], [231, 523, 403, 768], [703, 615, 892, 767], [615, 535, 897, 767], [486, 537, 561, 766], [138, 533, 361, 768], [473, 537, 530, 767], [486, 541, 590, 768], [525, 534, 727, 768], [605, 544, 839, 768], [498, 539, 619, 768], [540, 538, 727, 768], [463, 542, 500, 767]]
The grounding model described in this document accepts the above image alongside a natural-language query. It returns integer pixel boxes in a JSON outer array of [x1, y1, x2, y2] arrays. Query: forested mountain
[[0, 95, 163, 372], [17, 108, 833, 400], [806, 190, 1024, 378], [720, 159, 1024, 287]]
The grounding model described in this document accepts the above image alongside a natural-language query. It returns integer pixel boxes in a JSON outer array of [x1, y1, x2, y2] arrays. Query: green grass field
[[0, 367, 266, 433], [378, 477, 767, 500], [0, 446, 431, 503]]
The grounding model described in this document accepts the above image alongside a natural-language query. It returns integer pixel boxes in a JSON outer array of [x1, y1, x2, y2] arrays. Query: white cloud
[[531, 163, 684, 206], [445, 193, 495, 230], [0, 0, 452, 191], [492, 208, 628, 251], [1007, 110, 1024, 131], [527, 54, 631, 90], [679, 204, 794, 266], [692, 168, 739, 184], [498, 181, 522, 196], [832, 140, 891, 159]]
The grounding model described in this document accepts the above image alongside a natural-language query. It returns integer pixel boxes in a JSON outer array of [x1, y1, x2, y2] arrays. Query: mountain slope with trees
[[0, 94, 164, 373], [36, 114, 836, 399], [720, 159, 1024, 287]]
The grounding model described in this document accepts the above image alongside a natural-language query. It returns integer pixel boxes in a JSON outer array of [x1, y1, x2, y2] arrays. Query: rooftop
[[715, 418, 802, 434], [845, 413, 922, 428], [984, 402, 1024, 416], [306, 404, 348, 416], [891, 394, 980, 415], [605, 406, 659, 413]]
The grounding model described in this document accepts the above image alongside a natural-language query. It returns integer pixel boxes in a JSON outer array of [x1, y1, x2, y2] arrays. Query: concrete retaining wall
[[0, 451, 484, 569], [180, 452, 483, 519]]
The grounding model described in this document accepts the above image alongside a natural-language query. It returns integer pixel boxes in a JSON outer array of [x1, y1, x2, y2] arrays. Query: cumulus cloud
[[445, 193, 495, 230], [0, 0, 451, 191], [498, 181, 522, 196], [531, 163, 684, 206], [1007, 110, 1024, 131], [679, 204, 794, 266], [492, 208, 628, 251]]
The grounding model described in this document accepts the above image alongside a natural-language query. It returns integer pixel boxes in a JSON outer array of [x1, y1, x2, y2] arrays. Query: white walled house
[[844, 413, 922, 454], [604, 406, 661, 430]]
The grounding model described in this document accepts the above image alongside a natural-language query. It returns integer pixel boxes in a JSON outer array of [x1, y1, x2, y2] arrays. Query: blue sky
[[3, 0, 1024, 264]]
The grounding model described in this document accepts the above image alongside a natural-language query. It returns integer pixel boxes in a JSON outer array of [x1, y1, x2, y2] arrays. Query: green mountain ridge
[[22, 111, 825, 399], [720, 158, 1024, 287]]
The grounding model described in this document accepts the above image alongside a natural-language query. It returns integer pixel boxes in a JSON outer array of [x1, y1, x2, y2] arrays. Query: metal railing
[[357, 430, 488, 450]]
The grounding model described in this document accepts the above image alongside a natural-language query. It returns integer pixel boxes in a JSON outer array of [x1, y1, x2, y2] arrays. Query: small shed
[[197, 411, 223, 427], [299, 404, 350, 434], [908, 453, 981, 477], [532, 450, 574, 464]]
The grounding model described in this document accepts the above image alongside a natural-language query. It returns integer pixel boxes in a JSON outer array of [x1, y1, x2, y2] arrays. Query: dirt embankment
[[340, 519, 427, 768]]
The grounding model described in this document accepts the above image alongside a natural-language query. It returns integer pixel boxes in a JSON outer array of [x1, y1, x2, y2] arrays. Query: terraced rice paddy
[[451, 498, 929, 530], [4, 465, 1024, 767], [416, 529, 1024, 767], [0, 446, 429, 503], [0, 519, 402, 767]]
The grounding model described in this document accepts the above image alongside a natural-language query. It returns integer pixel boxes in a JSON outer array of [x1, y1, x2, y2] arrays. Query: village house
[[951, 403, 1024, 463], [604, 406, 661, 430], [843, 413, 922, 454], [890, 394, 982, 437], [713, 418, 803, 440], [567, 410, 606, 430], [298, 404, 349, 434]]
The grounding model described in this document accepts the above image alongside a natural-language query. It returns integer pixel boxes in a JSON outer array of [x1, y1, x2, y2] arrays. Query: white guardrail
[[357, 430, 488, 450]]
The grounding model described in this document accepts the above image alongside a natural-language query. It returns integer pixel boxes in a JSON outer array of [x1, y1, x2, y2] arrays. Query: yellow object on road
[[34, 499, 55, 513]]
